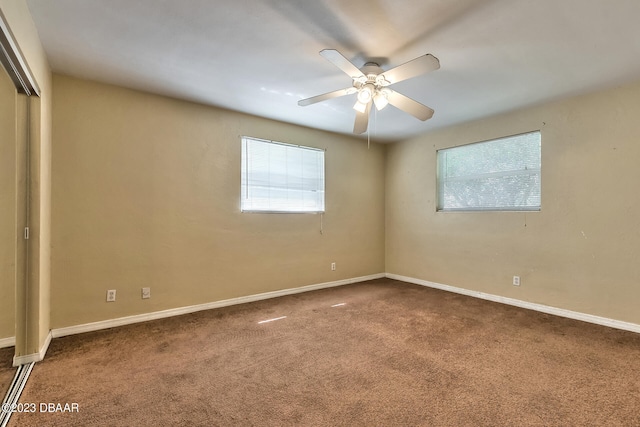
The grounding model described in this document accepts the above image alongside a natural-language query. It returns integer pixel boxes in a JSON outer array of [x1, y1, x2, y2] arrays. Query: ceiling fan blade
[[320, 49, 365, 79], [353, 101, 372, 134], [379, 54, 440, 85], [298, 87, 355, 106], [386, 90, 434, 121]]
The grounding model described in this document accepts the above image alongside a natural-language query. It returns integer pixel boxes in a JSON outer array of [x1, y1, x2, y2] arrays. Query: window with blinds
[[241, 137, 325, 213], [437, 131, 541, 211]]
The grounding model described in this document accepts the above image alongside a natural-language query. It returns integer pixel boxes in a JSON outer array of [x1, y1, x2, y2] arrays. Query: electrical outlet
[[513, 276, 521, 286], [331, 262, 336, 271], [141, 287, 151, 299], [106, 289, 116, 302]]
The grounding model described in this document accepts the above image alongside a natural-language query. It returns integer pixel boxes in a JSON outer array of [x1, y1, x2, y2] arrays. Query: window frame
[[436, 131, 541, 212], [240, 136, 326, 214]]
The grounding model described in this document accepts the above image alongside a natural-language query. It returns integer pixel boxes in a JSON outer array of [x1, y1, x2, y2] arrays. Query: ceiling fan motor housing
[[361, 62, 383, 76]]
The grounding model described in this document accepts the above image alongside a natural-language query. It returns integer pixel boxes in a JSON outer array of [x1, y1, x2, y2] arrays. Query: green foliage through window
[[437, 131, 541, 211]]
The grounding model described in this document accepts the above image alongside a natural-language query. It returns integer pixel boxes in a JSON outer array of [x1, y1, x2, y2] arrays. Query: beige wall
[[0, 65, 16, 340], [386, 79, 640, 325], [6, 0, 639, 341], [0, 0, 52, 357], [51, 74, 386, 328]]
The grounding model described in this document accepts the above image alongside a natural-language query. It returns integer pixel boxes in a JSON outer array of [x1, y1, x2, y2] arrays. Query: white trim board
[[52, 273, 386, 339], [12, 331, 52, 366], [387, 273, 640, 334], [0, 336, 15, 349]]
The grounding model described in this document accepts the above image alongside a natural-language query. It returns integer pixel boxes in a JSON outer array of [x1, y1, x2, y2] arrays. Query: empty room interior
[[2, 0, 640, 425]]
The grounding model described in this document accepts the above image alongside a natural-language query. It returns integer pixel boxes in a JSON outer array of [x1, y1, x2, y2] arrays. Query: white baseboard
[[44, 272, 638, 358], [52, 273, 386, 339], [387, 273, 640, 334], [0, 336, 15, 349], [12, 331, 52, 366]]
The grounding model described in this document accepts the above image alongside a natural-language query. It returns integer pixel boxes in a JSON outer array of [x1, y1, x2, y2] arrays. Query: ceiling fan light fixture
[[353, 100, 368, 113], [354, 75, 367, 85], [373, 92, 389, 110], [375, 75, 390, 87], [356, 84, 374, 104], [299, 49, 440, 134]]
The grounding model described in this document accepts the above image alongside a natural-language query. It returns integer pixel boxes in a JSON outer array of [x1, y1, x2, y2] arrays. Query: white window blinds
[[437, 131, 541, 211], [241, 137, 325, 213]]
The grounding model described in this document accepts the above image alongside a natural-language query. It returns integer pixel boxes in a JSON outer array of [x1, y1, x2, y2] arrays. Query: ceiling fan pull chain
[[374, 105, 377, 142]]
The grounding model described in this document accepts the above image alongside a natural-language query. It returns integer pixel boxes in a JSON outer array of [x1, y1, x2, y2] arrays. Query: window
[[241, 137, 325, 213], [437, 131, 541, 211]]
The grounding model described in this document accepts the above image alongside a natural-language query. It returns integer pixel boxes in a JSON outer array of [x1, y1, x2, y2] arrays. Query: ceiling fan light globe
[[353, 100, 368, 113], [373, 93, 389, 110], [357, 84, 374, 104]]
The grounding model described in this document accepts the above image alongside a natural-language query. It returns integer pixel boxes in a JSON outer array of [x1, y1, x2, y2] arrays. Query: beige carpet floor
[[0, 346, 15, 401], [9, 279, 640, 426]]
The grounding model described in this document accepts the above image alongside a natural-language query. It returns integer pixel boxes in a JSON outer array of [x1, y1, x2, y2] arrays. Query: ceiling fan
[[298, 49, 440, 134]]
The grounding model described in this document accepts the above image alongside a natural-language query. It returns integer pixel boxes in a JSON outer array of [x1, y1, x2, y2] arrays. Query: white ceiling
[[26, 0, 640, 142]]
